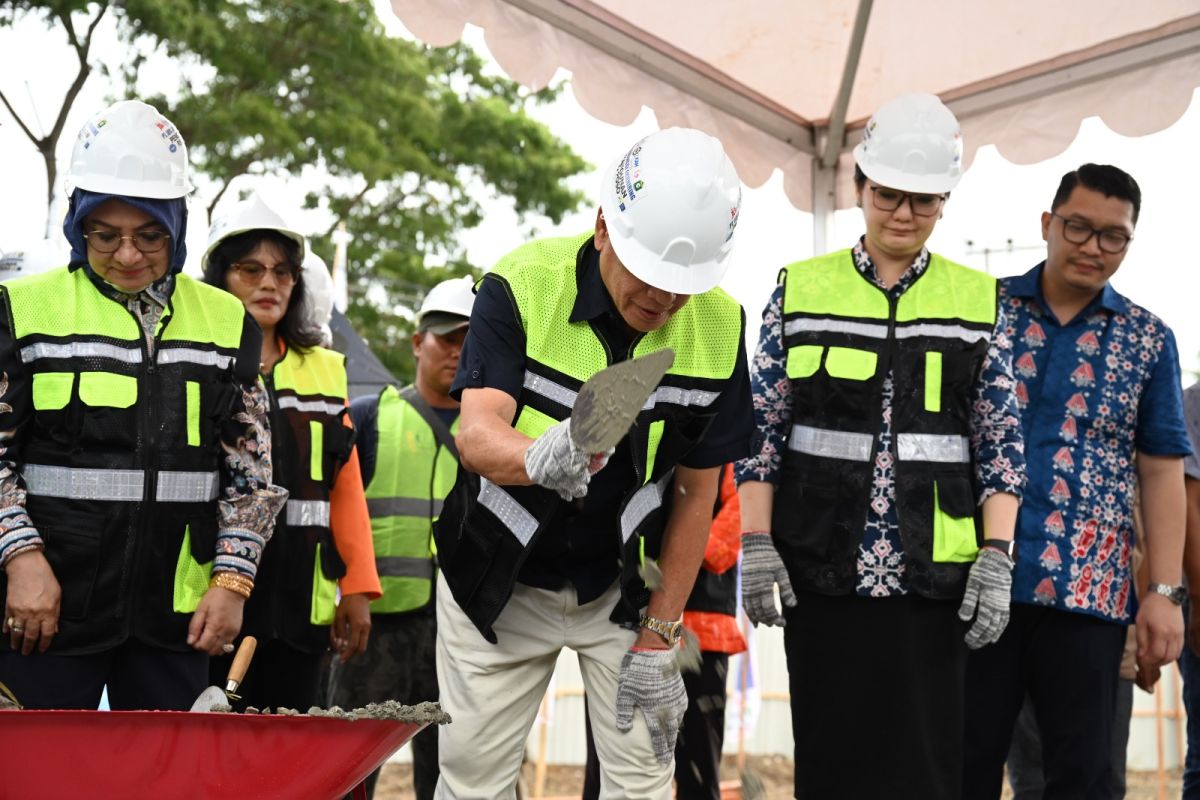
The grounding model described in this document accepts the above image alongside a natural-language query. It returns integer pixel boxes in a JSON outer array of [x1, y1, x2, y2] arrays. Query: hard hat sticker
[[613, 139, 648, 212]]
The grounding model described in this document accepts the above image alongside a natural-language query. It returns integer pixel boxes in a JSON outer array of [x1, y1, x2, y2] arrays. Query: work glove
[[615, 646, 688, 765], [741, 531, 797, 627], [958, 547, 1014, 649], [523, 418, 612, 501]]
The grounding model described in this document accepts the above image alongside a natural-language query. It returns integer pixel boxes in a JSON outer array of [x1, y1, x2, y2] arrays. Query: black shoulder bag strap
[[399, 385, 460, 461]]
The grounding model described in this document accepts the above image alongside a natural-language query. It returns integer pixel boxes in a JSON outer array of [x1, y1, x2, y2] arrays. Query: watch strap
[[980, 538, 1015, 560], [1148, 582, 1187, 605], [639, 614, 683, 646]]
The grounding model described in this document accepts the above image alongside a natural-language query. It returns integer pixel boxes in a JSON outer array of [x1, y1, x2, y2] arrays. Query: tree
[[2, 0, 589, 380]]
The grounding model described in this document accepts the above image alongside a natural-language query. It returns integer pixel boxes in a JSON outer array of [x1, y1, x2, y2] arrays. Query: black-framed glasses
[[868, 186, 946, 217], [1049, 213, 1132, 254], [229, 261, 300, 287], [83, 230, 171, 254]]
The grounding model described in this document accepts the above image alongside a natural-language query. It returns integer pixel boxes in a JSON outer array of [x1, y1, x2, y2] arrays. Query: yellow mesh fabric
[[160, 275, 247, 349], [895, 255, 998, 325], [637, 287, 741, 380], [5, 268, 140, 340], [173, 525, 212, 613], [273, 346, 348, 399], [783, 251, 890, 321]]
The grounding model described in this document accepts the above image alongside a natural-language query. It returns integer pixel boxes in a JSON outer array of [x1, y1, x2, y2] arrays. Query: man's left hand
[[958, 547, 1014, 649], [187, 586, 245, 655], [331, 593, 372, 662], [615, 646, 687, 765], [1136, 592, 1184, 669]]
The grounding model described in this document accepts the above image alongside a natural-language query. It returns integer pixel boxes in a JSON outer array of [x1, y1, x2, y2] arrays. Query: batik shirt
[[736, 238, 1025, 596], [1003, 264, 1191, 622]]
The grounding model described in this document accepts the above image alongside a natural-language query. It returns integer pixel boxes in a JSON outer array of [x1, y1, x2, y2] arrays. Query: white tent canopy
[[389, 0, 1200, 251]]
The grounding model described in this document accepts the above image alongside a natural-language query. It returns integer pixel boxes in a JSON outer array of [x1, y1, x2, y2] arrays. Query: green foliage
[[4, 0, 589, 381]]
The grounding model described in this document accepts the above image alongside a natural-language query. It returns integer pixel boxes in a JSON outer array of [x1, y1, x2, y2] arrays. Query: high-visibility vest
[[436, 233, 744, 643], [365, 385, 458, 614], [244, 344, 353, 653], [775, 249, 998, 599], [0, 266, 253, 653]]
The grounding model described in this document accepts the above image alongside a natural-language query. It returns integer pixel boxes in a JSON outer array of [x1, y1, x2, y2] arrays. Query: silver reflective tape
[[478, 477, 538, 546], [642, 386, 720, 411], [20, 341, 142, 365], [783, 318, 889, 339], [156, 470, 219, 502], [367, 496, 443, 518], [23, 464, 145, 501], [619, 469, 675, 543], [522, 370, 578, 409], [287, 499, 331, 527], [157, 348, 233, 369], [894, 323, 990, 344], [376, 556, 435, 579], [277, 396, 343, 416], [896, 433, 970, 463], [788, 424, 874, 462]]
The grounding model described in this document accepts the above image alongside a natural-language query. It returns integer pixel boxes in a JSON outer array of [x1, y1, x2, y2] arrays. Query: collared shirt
[[1003, 263, 1192, 622], [735, 238, 1025, 597], [0, 268, 285, 579], [452, 238, 753, 604]]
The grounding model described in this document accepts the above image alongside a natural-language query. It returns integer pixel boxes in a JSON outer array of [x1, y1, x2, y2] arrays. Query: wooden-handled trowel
[[190, 636, 257, 712], [570, 348, 675, 454]]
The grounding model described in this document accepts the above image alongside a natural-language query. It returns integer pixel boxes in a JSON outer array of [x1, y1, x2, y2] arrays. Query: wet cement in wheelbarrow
[[219, 700, 451, 726]]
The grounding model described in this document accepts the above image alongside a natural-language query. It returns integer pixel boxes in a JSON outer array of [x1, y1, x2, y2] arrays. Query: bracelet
[[210, 571, 254, 599]]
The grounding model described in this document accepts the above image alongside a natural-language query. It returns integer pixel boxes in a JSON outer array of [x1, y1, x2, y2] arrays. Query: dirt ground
[[375, 758, 1181, 798]]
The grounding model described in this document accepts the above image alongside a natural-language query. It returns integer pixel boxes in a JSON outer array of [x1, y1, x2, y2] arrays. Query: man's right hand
[[740, 531, 796, 627], [3, 549, 61, 655], [524, 418, 611, 501]]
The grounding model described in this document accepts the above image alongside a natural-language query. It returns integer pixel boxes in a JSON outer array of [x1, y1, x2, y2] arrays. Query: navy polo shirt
[[1003, 263, 1191, 623], [452, 237, 753, 604]]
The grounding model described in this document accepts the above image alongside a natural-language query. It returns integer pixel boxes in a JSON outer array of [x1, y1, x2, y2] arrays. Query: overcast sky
[[1, 4, 1197, 378]]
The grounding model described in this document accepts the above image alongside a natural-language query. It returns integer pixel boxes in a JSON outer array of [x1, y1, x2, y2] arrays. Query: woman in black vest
[[736, 93, 1026, 799], [203, 195, 380, 710]]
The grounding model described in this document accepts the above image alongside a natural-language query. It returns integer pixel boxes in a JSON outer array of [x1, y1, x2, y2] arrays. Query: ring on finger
[[221, 643, 235, 654], [9, 620, 24, 633]]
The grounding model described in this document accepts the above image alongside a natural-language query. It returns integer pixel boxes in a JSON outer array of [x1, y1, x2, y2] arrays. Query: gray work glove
[[523, 419, 611, 501], [741, 532, 797, 627], [958, 546, 1014, 649], [615, 646, 687, 765]]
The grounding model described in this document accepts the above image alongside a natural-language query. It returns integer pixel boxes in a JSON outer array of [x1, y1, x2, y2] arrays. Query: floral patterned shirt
[[1003, 264, 1191, 622], [0, 271, 286, 579], [736, 238, 1026, 596]]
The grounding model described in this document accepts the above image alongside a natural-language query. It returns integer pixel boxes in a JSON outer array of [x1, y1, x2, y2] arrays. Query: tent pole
[[812, 129, 836, 256], [821, 0, 874, 169]]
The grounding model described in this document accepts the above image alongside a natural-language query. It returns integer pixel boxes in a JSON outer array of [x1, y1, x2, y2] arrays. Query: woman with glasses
[[202, 194, 379, 711], [0, 101, 286, 711], [736, 92, 1025, 799]]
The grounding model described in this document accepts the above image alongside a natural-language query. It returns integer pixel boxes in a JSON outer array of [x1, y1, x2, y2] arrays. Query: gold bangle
[[210, 571, 253, 599]]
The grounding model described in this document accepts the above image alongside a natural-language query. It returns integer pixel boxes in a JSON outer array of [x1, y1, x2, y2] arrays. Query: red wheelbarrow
[[0, 709, 431, 799]]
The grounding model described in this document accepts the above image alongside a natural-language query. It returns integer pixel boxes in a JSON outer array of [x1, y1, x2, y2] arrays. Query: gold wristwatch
[[639, 613, 684, 646]]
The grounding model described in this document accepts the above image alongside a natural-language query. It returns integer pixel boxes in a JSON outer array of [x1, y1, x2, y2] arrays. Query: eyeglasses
[[868, 186, 946, 217], [1050, 213, 1132, 254], [84, 230, 171, 254], [229, 261, 300, 286]]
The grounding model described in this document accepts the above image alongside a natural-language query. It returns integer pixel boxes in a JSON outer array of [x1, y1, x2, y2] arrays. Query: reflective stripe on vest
[[20, 341, 143, 365], [619, 469, 675, 544], [478, 477, 538, 546], [23, 464, 219, 502], [375, 556, 435, 579], [367, 497, 444, 518], [788, 424, 874, 462], [157, 347, 233, 369], [286, 499, 331, 528], [895, 433, 969, 463]]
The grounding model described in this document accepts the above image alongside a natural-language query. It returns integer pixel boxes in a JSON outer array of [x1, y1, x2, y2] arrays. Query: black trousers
[[582, 651, 730, 800], [0, 638, 208, 710], [963, 604, 1125, 800], [209, 637, 325, 712], [330, 611, 440, 800], [784, 591, 968, 800]]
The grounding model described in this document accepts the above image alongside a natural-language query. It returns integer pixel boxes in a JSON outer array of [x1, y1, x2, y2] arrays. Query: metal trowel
[[190, 636, 257, 712], [570, 348, 675, 453]]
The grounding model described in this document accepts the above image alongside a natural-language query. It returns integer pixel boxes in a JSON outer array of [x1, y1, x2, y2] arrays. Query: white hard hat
[[416, 276, 475, 334], [201, 192, 306, 271], [0, 239, 65, 281], [598, 127, 742, 296], [853, 92, 964, 194], [300, 250, 335, 330], [65, 100, 192, 199]]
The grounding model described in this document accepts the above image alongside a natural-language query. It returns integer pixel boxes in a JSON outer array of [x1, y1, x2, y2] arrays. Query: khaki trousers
[[434, 573, 671, 799]]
